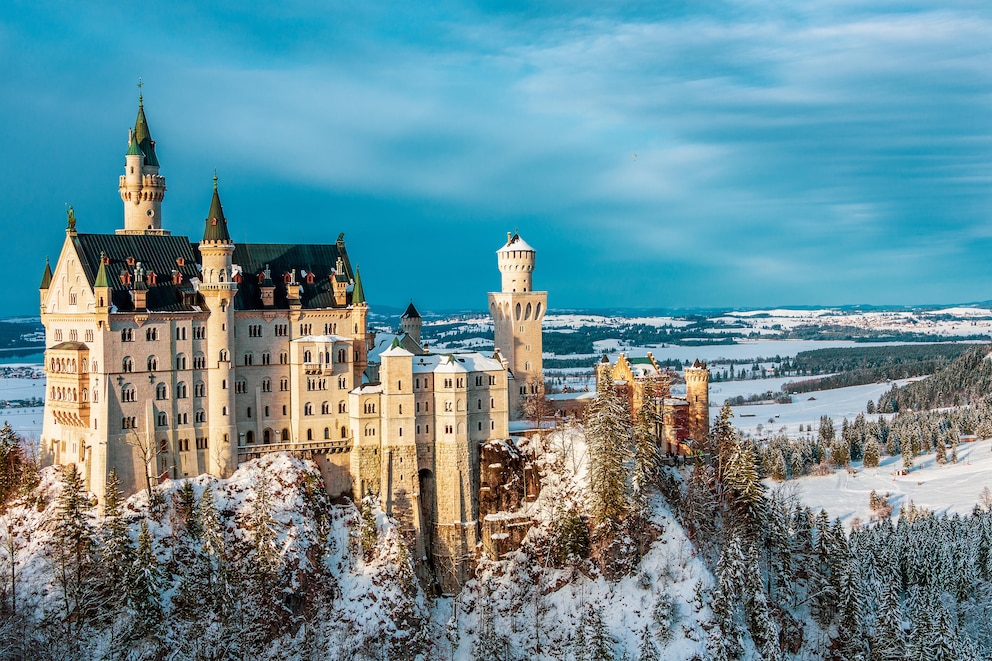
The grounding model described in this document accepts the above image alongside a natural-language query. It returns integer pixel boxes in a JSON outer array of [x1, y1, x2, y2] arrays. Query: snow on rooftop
[[292, 334, 350, 343], [497, 234, 534, 253]]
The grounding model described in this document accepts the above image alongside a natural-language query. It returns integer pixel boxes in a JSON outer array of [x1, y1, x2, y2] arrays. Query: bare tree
[[521, 379, 554, 430], [125, 429, 162, 502]]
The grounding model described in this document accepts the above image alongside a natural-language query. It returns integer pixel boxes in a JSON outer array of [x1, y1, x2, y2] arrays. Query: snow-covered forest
[[3, 368, 992, 659]]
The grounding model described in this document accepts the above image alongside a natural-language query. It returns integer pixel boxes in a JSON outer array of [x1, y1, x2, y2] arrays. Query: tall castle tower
[[488, 232, 546, 418], [400, 301, 422, 346], [199, 176, 238, 477], [684, 360, 710, 443], [118, 91, 168, 235]]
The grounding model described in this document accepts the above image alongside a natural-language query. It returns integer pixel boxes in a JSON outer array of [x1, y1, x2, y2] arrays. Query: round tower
[[497, 232, 535, 293], [400, 300, 422, 346], [684, 360, 710, 444], [198, 175, 237, 477], [118, 93, 167, 234]]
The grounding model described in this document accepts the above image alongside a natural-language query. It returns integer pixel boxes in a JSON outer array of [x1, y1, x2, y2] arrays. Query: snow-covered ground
[[712, 379, 918, 437], [773, 439, 992, 529]]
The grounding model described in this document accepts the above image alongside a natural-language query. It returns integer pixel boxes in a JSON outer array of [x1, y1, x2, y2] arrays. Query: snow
[[773, 439, 992, 529]]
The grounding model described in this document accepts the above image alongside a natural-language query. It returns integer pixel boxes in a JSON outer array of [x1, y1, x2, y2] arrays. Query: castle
[[38, 94, 535, 592], [595, 353, 710, 453]]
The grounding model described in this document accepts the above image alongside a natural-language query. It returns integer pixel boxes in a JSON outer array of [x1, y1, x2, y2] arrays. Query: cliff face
[[479, 438, 541, 557]]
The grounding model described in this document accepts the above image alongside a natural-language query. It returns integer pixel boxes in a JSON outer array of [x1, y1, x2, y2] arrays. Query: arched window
[[246, 431, 254, 444], [338, 376, 347, 389], [176, 382, 188, 398], [194, 381, 205, 397], [324, 427, 330, 439], [219, 349, 229, 362], [176, 354, 187, 370], [341, 426, 347, 438], [338, 400, 346, 413], [337, 348, 346, 362], [263, 429, 271, 444], [122, 356, 133, 373], [121, 385, 136, 402], [307, 429, 313, 441], [147, 356, 158, 372], [304, 402, 313, 415], [321, 401, 330, 415], [156, 383, 167, 400], [281, 428, 290, 442]]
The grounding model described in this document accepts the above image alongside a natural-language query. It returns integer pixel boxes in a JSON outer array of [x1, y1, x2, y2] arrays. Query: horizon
[[4, 3, 992, 316]]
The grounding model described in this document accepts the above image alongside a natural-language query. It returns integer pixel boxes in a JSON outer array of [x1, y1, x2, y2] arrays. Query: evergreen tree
[[835, 558, 867, 660], [359, 496, 378, 561], [98, 469, 134, 616], [637, 624, 660, 661], [819, 416, 836, 445], [870, 581, 905, 661], [0, 421, 23, 505], [128, 519, 164, 633], [723, 443, 764, 536], [631, 404, 661, 511], [863, 437, 880, 468], [581, 601, 615, 661], [48, 464, 99, 644], [585, 381, 633, 530], [770, 450, 787, 481], [901, 433, 915, 470], [712, 403, 736, 482], [935, 436, 947, 465]]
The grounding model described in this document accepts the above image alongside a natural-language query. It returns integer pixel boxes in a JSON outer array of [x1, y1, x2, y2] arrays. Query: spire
[[94, 252, 110, 288], [351, 267, 365, 305], [133, 85, 159, 167], [126, 127, 142, 156], [202, 174, 231, 243], [40, 257, 52, 289], [402, 300, 421, 319]]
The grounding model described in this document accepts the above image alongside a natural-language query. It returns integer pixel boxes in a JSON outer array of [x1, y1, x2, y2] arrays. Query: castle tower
[[400, 301, 422, 346], [488, 232, 546, 418], [198, 176, 237, 477], [684, 359, 710, 444], [118, 91, 168, 235]]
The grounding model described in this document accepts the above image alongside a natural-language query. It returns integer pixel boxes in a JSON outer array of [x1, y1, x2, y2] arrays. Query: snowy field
[[773, 439, 992, 529], [711, 378, 918, 437]]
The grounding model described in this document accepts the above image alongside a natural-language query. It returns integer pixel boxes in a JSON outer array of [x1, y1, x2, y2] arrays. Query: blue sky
[[3, 1, 991, 315]]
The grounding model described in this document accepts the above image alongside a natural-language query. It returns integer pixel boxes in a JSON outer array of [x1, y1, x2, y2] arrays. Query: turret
[[197, 175, 237, 478], [118, 90, 168, 235], [40, 257, 52, 308], [684, 359, 710, 444], [497, 232, 536, 293], [400, 300, 422, 345]]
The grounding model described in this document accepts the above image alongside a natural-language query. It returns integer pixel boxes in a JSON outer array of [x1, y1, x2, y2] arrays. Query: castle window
[[244, 353, 253, 366], [280, 352, 288, 364], [338, 401, 346, 413], [307, 428, 313, 441], [219, 350, 229, 362], [194, 381, 205, 397], [85, 330, 93, 343], [324, 427, 330, 439], [196, 437, 208, 449], [282, 427, 289, 440], [444, 379, 452, 388], [195, 409, 205, 423], [415, 378, 420, 389], [54, 330, 63, 342], [122, 357, 133, 373], [304, 403, 313, 415], [444, 401, 452, 412], [247, 407, 252, 419], [399, 428, 403, 437], [491, 398, 495, 408], [262, 378, 271, 392], [147, 356, 158, 372], [478, 399, 482, 410], [445, 425, 453, 434], [69, 330, 77, 342], [398, 404, 402, 414], [262, 352, 271, 365], [222, 379, 227, 389], [176, 326, 186, 340], [417, 425, 421, 434], [157, 412, 167, 426], [341, 426, 347, 438], [121, 328, 133, 342], [264, 406, 269, 417], [338, 376, 347, 389], [156, 383, 167, 400], [489, 375, 496, 386], [177, 412, 188, 425], [491, 421, 495, 430], [416, 402, 420, 413], [457, 378, 464, 388], [193, 326, 206, 339], [176, 354, 187, 370], [280, 378, 289, 391], [263, 429, 271, 443], [222, 406, 227, 416], [193, 354, 205, 370], [176, 382, 188, 398], [525, 361, 531, 371], [235, 381, 247, 394], [476, 376, 482, 386], [146, 327, 158, 341], [304, 350, 312, 363], [337, 348, 346, 362], [478, 422, 483, 431], [159, 439, 168, 454], [283, 405, 287, 415], [69, 291, 77, 305], [321, 401, 329, 415]]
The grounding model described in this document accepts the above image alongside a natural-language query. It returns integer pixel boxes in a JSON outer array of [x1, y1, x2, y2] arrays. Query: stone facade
[[489, 233, 546, 418], [40, 96, 513, 593]]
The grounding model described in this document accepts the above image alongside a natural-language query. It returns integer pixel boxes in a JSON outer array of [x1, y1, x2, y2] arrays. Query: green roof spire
[[351, 267, 365, 305], [202, 174, 231, 243], [94, 252, 110, 288], [126, 128, 142, 156], [40, 257, 52, 289], [132, 83, 159, 167]]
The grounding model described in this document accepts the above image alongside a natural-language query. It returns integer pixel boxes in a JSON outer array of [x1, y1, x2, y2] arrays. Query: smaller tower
[[400, 301, 422, 345], [488, 232, 546, 418], [39, 257, 52, 308], [118, 90, 168, 235], [198, 175, 237, 477], [684, 359, 710, 444]]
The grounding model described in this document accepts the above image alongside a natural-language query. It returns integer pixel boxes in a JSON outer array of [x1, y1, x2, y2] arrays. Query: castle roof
[[497, 232, 534, 253], [401, 301, 421, 319], [230, 239, 354, 310], [410, 351, 504, 374], [72, 233, 201, 312], [352, 267, 365, 305], [133, 97, 159, 167], [202, 176, 231, 243], [40, 257, 52, 289]]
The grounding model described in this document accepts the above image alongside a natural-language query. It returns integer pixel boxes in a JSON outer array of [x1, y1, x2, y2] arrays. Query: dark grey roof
[[229, 240, 356, 310], [72, 233, 201, 312], [402, 301, 421, 319]]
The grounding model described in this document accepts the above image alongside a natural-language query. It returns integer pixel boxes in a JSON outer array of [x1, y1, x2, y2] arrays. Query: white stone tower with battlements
[[488, 232, 546, 418], [118, 90, 168, 235]]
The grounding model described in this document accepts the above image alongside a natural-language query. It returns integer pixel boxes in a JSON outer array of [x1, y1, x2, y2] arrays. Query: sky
[[2, 1, 992, 315]]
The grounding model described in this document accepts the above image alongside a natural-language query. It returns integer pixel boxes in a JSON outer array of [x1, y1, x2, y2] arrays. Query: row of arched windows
[[49, 386, 87, 402]]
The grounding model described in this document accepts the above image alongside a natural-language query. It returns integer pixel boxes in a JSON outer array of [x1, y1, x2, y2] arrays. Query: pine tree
[[128, 519, 163, 633], [935, 436, 947, 465], [723, 442, 765, 536], [581, 602, 615, 661], [359, 496, 378, 561], [0, 421, 23, 505], [863, 437, 880, 468], [835, 558, 866, 660], [98, 469, 134, 617], [637, 624, 660, 661], [631, 404, 660, 511], [585, 381, 633, 530], [770, 450, 787, 481], [901, 432, 915, 470], [49, 464, 100, 644], [870, 580, 905, 661], [712, 403, 736, 482]]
